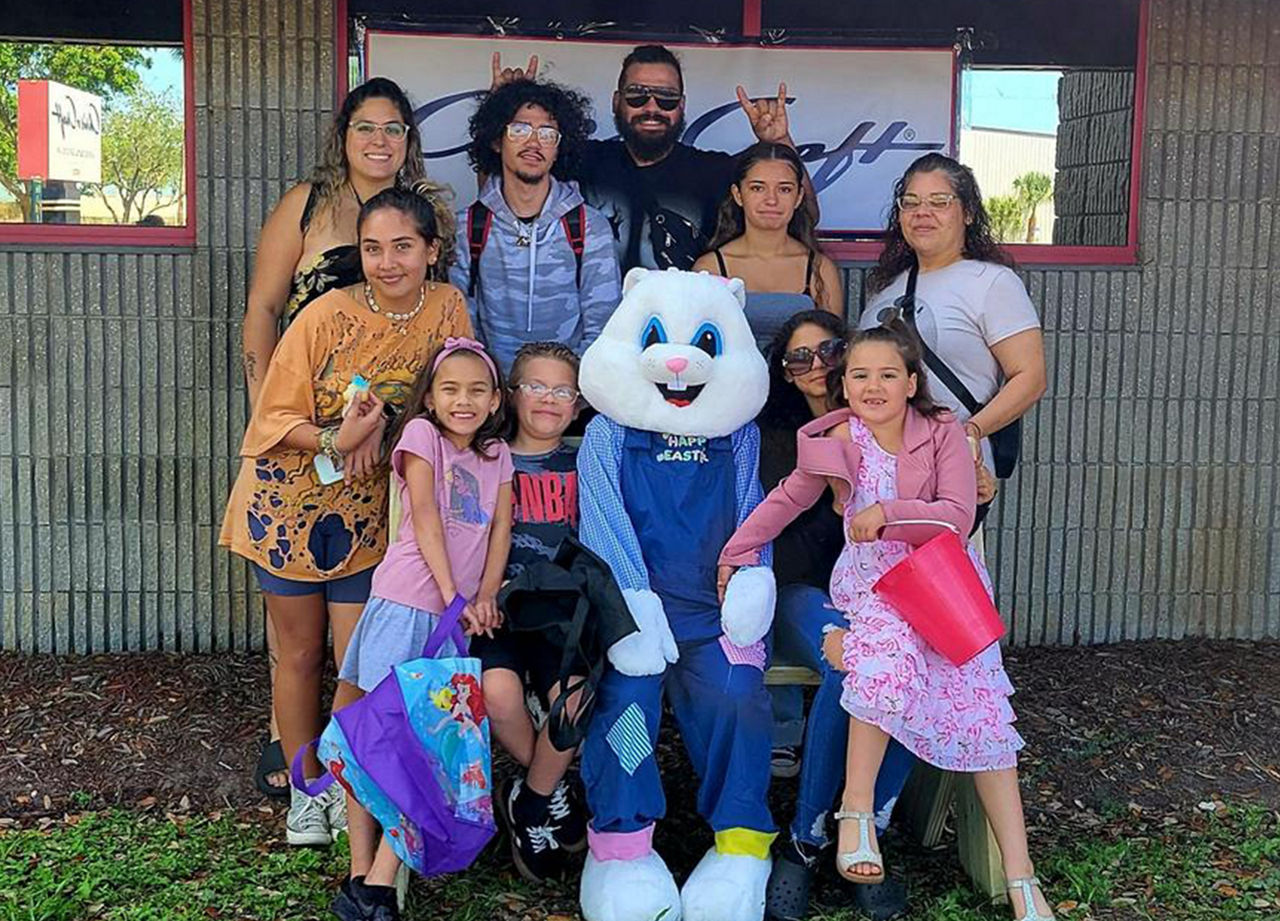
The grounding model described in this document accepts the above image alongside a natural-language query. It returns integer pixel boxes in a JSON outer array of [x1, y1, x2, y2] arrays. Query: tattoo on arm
[[244, 352, 259, 383]]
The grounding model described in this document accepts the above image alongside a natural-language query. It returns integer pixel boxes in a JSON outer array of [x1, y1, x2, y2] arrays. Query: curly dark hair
[[394, 343, 508, 459], [866, 153, 1016, 295], [826, 319, 949, 419], [707, 142, 827, 306], [758, 309, 849, 431], [466, 79, 596, 181]]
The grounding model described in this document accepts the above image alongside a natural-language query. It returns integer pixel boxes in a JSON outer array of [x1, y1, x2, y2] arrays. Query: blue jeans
[[770, 584, 917, 846]]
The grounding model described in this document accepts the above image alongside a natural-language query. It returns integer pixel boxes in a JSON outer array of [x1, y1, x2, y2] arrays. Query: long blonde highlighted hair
[[308, 77, 456, 276]]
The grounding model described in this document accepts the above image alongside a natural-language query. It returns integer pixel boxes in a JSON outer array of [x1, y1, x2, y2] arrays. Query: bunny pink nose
[[665, 357, 689, 374]]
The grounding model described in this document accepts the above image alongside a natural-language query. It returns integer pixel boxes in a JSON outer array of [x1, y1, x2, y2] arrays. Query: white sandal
[[1007, 876, 1054, 921], [833, 810, 885, 884]]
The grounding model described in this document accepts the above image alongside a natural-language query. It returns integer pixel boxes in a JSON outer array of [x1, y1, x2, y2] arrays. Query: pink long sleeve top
[[719, 406, 977, 568]]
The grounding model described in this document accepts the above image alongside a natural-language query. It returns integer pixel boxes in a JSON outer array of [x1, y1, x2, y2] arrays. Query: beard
[[614, 107, 685, 162]]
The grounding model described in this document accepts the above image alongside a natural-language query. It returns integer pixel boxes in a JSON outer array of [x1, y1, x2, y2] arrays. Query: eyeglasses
[[781, 337, 847, 374], [513, 381, 579, 403], [898, 192, 958, 212], [506, 122, 562, 146], [621, 84, 682, 112], [350, 120, 409, 141]]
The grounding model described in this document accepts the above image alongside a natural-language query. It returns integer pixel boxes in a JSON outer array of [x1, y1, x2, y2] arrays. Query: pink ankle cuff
[[588, 825, 654, 861]]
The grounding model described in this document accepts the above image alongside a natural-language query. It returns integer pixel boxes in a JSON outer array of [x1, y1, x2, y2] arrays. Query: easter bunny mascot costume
[[575, 267, 778, 921]]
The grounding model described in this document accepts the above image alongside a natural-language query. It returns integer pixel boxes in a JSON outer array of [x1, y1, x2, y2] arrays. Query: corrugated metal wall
[[1, 0, 1277, 652]]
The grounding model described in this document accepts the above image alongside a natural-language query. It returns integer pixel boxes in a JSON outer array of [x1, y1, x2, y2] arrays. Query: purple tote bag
[[292, 595, 495, 876]]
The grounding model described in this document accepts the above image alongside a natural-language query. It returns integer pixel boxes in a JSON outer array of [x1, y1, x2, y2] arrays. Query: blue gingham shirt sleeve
[[732, 422, 772, 568], [577, 416, 650, 592]]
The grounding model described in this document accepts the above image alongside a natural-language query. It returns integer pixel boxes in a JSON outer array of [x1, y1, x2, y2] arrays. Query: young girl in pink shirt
[[719, 322, 1053, 921], [334, 337, 513, 921]]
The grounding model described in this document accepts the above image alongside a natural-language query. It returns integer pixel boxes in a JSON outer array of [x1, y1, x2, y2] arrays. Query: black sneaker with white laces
[[496, 775, 568, 883], [546, 777, 587, 853]]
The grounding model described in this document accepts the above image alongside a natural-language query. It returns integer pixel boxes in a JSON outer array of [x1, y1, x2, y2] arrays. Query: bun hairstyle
[[356, 182, 457, 279], [827, 318, 950, 418]]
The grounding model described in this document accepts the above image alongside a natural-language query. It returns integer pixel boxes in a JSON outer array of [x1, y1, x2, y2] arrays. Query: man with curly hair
[[450, 80, 621, 376]]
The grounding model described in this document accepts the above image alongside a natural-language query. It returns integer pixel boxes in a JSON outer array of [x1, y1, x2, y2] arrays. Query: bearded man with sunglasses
[[492, 45, 813, 274], [452, 79, 621, 375]]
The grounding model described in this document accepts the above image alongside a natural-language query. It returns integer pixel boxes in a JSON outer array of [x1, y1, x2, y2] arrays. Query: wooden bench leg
[[955, 774, 1007, 903], [896, 763, 1007, 902]]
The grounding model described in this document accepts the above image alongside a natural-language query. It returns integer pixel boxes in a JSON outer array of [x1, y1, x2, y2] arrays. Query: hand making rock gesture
[[736, 82, 794, 145], [490, 52, 539, 90]]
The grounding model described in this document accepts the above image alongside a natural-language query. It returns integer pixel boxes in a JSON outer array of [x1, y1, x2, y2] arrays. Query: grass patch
[[1, 804, 1277, 920]]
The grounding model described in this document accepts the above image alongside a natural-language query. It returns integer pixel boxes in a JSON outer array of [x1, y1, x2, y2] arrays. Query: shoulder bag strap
[[896, 263, 984, 417]]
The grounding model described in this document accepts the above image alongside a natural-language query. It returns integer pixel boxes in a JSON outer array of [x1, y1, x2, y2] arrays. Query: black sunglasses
[[781, 337, 847, 373], [622, 85, 682, 111]]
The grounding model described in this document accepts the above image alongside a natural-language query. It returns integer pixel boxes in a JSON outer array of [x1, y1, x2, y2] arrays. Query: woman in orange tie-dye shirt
[[221, 186, 472, 846]]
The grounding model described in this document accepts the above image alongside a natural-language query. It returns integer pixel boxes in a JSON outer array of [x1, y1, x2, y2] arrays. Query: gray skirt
[[339, 596, 467, 692]]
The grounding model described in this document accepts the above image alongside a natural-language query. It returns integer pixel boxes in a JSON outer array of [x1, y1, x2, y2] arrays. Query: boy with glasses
[[473, 342, 590, 882], [451, 80, 621, 375]]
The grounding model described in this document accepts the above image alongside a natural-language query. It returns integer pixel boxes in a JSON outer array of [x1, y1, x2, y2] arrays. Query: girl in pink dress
[[719, 323, 1054, 921]]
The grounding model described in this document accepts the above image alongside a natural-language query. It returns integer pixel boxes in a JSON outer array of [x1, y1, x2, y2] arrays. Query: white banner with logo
[[366, 33, 956, 234]]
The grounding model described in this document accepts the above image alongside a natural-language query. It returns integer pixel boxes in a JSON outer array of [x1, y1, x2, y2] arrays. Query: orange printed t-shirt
[[219, 284, 473, 581]]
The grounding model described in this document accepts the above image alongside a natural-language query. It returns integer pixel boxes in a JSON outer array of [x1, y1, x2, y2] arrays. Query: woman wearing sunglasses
[[238, 77, 454, 803], [862, 153, 1046, 516], [693, 142, 843, 351], [755, 310, 915, 921]]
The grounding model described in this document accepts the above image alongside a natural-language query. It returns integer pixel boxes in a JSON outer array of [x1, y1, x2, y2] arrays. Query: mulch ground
[[3, 639, 1279, 916]]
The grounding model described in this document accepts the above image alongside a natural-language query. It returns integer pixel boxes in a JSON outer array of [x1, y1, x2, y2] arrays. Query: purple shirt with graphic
[[371, 418, 513, 613]]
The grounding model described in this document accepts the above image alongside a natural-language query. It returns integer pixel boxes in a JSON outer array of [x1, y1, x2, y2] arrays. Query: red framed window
[[0, 0, 195, 246]]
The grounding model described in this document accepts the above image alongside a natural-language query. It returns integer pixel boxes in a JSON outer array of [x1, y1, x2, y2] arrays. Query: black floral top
[[284, 184, 363, 323]]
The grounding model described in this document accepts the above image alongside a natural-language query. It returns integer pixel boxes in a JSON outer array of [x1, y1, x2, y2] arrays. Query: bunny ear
[[622, 266, 651, 295], [725, 276, 747, 309]]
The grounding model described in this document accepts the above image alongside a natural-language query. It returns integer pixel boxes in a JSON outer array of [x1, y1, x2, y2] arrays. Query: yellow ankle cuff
[[714, 827, 777, 860]]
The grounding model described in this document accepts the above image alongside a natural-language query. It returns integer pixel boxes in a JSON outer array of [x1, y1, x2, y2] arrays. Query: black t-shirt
[[578, 139, 735, 273], [506, 443, 579, 579], [759, 423, 844, 590]]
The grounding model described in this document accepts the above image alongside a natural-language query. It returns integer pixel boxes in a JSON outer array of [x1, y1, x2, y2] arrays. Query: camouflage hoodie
[[450, 175, 621, 375]]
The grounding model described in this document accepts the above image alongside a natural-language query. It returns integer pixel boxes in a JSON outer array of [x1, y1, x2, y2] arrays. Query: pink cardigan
[[720, 407, 977, 568]]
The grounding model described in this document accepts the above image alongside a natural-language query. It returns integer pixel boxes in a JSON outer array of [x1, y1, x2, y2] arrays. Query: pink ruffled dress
[[831, 417, 1023, 772]]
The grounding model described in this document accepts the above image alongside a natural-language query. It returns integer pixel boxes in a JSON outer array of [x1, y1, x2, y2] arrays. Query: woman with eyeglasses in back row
[[238, 78, 456, 806], [861, 153, 1047, 526]]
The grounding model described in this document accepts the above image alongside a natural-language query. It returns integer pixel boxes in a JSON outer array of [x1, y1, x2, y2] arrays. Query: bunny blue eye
[[641, 316, 668, 350], [691, 322, 723, 358]]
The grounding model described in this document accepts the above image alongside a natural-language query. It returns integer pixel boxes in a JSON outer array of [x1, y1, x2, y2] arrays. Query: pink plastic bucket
[[872, 522, 1005, 666]]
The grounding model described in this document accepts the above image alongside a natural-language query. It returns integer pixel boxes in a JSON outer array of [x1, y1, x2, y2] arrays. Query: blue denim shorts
[[252, 563, 373, 605]]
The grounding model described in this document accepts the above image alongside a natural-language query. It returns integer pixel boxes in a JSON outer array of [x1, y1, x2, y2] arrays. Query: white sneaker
[[322, 784, 348, 842], [286, 785, 332, 846]]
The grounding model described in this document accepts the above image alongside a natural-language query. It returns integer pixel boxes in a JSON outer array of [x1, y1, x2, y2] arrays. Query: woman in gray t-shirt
[[863, 153, 1047, 486]]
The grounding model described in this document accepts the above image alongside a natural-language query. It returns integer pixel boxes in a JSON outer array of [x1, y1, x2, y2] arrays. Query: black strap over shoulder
[[561, 203, 587, 289], [466, 201, 493, 298], [713, 248, 728, 276], [803, 248, 816, 298], [896, 262, 1022, 478], [897, 263, 983, 416], [467, 201, 586, 296], [299, 184, 321, 235]]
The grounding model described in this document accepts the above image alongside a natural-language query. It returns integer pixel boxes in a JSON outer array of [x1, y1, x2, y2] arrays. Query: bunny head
[[580, 268, 768, 438]]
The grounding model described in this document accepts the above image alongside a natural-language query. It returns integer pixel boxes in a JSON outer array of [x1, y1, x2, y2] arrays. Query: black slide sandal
[[254, 736, 291, 800]]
